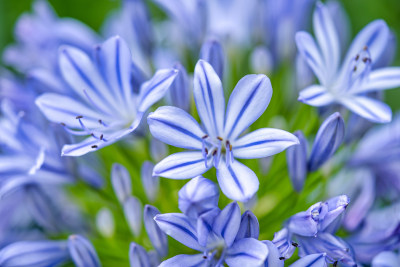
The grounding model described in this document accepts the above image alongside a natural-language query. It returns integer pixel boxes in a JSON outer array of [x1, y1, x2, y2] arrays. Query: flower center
[[201, 135, 234, 168], [347, 45, 372, 89]]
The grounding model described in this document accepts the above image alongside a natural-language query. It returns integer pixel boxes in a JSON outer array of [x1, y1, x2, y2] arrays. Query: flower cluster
[[0, 0, 400, 266]]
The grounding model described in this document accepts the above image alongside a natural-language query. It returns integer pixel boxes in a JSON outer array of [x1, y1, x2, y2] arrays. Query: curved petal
[[153, 152, 211, 179], [143, 205, 168, 258], [355, 67, 400, 93], [225, 238, 268, 267], [233, 128, 299, 159], [94, 36, 132, 110], [224, 74, 272, 140], [111, 163, 132, 203], [263, 240, 284, 267], [59, 45, 119, 114], [298, 85, 335, 107], [148, 106, 205, 150], [68, 235, 101, 267], [154, 213, 203, 251], [213, 202, 241, 247], [339, 96, 392, 123], [129, 243, 151, 267], [36, 93, 106, 129], [343, 20, 390, 68], [235, 210, 259, 240], [295, 32, 325, 84], [289, 253, 328, 267], [137, 68, 178, 113], [193, 60, 225, 138], [216, 160, 259, 202], [313, 2, 340, 82], [159, 254, 206, 267]]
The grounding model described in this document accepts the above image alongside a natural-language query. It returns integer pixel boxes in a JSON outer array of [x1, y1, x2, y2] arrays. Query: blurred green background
[[0, 0, 399, 108]]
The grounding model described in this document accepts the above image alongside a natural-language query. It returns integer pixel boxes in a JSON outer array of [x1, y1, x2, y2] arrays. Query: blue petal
[[225, 238, 269, 267], [224, 74, 272, 140], [287, 210, 319, 237], [169, 62, 191, 112], [213, 202, 241, 247], [35, 93, 107, 129], [153, 152, 211, 179], [263, 240, 284, 267], [154, 213, 203, 251], [286, 131, 308, 192], [216, 160, 259, 202], [68, 235, 101, 267], [123, 196, 143, 237], [159, 254, 206, 267], [295, 32, 325, 84], [372, 251, 400, 267], [150, 138, 168, 162], [196, 208, 221, 247], [143, 205, 168, 258], [96, 208, 115, 238], [141, 161, 160, 203], [320, 195, 349, 232], [343, 20, 390, 69], [148, 106, 206, 150], [137, 68, 178, 113], [59, 45, 120, 115], [235, 210, 260, 240], [308, 112, 345, 172], [313, 2, 340, 84], [200, 40, 225, 80], [111, 163, 132, 204], [355, 67, 400, 93], [339, 96, 392, 123], [298, 85, 335, 107], [232, 128, 299, 159], [129, 242, 151, 267], [0, 240, 69, 267], [178, 176, 219, 219], [94, 36, 133, 111], [193, 60, 225, 138], [289, 253, 327, 267]]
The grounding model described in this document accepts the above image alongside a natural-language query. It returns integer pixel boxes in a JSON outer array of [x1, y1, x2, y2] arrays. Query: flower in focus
[[148, 60, 298, 201]]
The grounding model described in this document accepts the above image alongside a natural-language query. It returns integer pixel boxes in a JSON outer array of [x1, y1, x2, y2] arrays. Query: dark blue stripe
[[150, 118, 202, 143], [227, 80, 262, 139], [200, 62, 219, 133], [157, 158, 204, 174], [227, 165, 244, 195], [140, 72, 174, 104], [234, 139, 293, 149], [156, 218, 198, 242], [115, 38, 125, 102], [221, 204, 236, 239]]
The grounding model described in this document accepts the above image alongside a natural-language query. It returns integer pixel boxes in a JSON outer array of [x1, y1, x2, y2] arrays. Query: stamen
[[292, 242, 298, 247], [91, 145, 98, 149], [60, 122, 66, 126], [76, 115, 83, 119], [279, 257, 285, 260], [333, 261, 338, 267], [217, 136, 223, 141], [98, 119, 108, 127]]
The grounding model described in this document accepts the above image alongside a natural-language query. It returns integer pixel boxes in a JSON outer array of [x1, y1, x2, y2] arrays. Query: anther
[[91, 145, 98, 149], [355, 54, 360, 61], [60, 122, 66, 126], [292, 242, 298, 247], [333, 261, 338, 267], [76, 115, 83, 119], [98, 119, 102, 124], [212, 150, 217, 156], [363, 45, 368, 50], [217, 136, 223, 141], [353, 66, 357, 72], [100, 134, 103, 140], [202, 135, 209, 139], [279, 257, 285, 260], [203, 256, 207, 259], [204, 148, 208, 154], [362, 57, 370, 63]]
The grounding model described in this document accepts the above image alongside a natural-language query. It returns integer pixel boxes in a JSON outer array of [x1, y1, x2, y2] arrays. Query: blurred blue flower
[[155, 202, 268, 266], [141, 161, 160, 203], [143, 205, 168, 258], [36, 36, 178, 156], [296, 2, 400, 123], [286, 131, 308, 192], [0, 240, 69, 267], [200, 40, 225, 80], [372, 251, 400, 267], [68, 235, 101, 267], [148, 60, 298, 201]]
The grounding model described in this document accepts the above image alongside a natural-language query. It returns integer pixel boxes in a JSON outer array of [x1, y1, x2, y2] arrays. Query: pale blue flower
[[296, 2, 400, 123], [36, 36, 178, 156], [148, 60, 298, 201]]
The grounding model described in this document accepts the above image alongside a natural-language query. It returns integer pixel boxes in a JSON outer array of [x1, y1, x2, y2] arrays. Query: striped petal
[[339, 96, 392, 123], [213, 202, 241, 247], [143, 205, 168, 258], [289, 253, 327, 267], [147, 106, 205, 150], [153, 152, 211, 179], [235, 210, 259, 240], [137, 68, 178, 113], [159, 254, 206, 267], [298, 85, 335, 107], [224, 74, 272, 140], [111, 163, 132, 204], [355, 67, 400, 93], [154, 213, 203, 251], [216, 160, 259, 202], [68, 235, 101, 267], [225, 238, 269, 267], [233, 128, 299, 159], [193, 60, 225, 138], [129, 243, 151, 267]]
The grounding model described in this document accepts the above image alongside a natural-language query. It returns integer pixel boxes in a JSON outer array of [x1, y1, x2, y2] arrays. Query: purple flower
[[36, 36, 178, 156], [148, 60, 298, 201], [296, 2, 400, 123]]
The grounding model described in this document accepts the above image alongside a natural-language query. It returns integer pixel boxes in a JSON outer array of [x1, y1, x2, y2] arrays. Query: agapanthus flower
[[148, 60, 298, 201], [155, 202, 268, 266], [36, 36, 178, 156], [296, 2, 400, 123]]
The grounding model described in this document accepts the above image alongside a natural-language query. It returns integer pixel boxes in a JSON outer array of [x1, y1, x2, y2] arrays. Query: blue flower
[[148, 60, 298, 201], [296, 2, 400, 123], [155, 202, 268, 266], [372, 251, 400, 267], [68, 235, 101, 267], [36, 36, 178, 156]]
